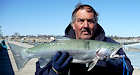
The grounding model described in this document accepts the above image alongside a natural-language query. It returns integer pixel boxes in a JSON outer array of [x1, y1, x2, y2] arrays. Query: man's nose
[[83, 20, 89, 28]]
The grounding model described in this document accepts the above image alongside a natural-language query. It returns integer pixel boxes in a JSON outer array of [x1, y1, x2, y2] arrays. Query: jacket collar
[[65, 23, 105, 41]]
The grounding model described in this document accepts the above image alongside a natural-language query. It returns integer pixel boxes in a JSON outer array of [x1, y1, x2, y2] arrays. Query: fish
[[7, 38, 122, 71]]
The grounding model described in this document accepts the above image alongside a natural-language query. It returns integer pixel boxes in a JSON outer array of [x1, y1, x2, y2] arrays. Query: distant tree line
[[108, 35, 140, 40]]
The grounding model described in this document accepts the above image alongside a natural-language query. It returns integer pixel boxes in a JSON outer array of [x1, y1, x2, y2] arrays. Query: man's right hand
[[51, 51, 73, 75], [36, 51, 73, 75]]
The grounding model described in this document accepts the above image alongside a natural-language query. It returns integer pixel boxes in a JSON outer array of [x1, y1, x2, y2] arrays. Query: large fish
[[7, 38, 122, 71]]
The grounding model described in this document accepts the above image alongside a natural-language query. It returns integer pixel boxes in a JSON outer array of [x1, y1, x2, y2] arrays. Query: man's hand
[[52, 51, 73, 74], [35, 51, 73, 75]]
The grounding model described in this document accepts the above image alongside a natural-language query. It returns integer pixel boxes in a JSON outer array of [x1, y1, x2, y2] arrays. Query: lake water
[[126, 43, 140, 49], [126, 51, 140, 69], [124, 43, 140, 69]]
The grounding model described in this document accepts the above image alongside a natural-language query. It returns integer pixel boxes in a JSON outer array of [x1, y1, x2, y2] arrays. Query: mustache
[[81, 28, 91, 34]]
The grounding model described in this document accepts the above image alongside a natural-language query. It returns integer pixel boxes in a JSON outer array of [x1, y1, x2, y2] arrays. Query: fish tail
[[7, 41, 31, 70]]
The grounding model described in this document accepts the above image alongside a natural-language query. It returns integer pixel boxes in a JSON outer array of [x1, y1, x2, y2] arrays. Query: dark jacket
[[36, 24, 134, 75]]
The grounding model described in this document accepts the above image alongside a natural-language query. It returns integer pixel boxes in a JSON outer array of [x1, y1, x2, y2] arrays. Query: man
[[35, 4, 133, 75]]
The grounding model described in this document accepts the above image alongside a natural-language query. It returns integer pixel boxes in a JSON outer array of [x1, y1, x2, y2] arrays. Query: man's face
[[72, 9, 96, 40]]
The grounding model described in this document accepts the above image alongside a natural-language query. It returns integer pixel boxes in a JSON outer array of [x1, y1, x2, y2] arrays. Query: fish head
[[96, 48, 111, 60]]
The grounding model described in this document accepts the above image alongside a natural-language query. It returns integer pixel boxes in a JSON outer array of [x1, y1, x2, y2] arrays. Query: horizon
[[2, 33, 140, 38], [0, 0, 140, 37]]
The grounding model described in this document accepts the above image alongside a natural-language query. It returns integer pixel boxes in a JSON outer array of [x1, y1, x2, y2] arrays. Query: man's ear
[[72, 23, 75, 30]]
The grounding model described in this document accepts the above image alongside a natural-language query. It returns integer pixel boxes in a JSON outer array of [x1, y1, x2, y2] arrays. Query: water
[[133, 44, 140, 49], [126, 43, 140, 49], [126, 51, 140, 69], [124, 43, 140, 69]]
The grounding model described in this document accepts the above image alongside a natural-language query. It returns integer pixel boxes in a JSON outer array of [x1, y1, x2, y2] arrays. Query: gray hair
[[71, 4, 98, 25]]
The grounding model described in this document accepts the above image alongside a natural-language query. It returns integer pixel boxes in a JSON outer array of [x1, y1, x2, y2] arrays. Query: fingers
[[56, 52, 69, 65], [61, 56, 73, 69], [52, 51, 73, 72], [52, 51, 61, 62]]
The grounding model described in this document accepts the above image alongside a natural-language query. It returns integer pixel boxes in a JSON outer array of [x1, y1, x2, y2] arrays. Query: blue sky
[[0, 0, 140, 37]]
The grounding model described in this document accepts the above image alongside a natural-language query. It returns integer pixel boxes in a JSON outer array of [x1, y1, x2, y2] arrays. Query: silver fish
[[7, 38, 122, 71]]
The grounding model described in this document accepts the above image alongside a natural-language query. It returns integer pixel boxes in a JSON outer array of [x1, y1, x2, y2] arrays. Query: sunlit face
[[72, 9, 96, 40]]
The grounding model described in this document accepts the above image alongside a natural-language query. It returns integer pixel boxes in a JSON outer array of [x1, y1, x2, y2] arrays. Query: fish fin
[[7, 41, 33, 71], [87, 57, 99, 71]]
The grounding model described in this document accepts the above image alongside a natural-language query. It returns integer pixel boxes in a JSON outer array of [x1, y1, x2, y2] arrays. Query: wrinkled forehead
[[75, 9, 94, 18]]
